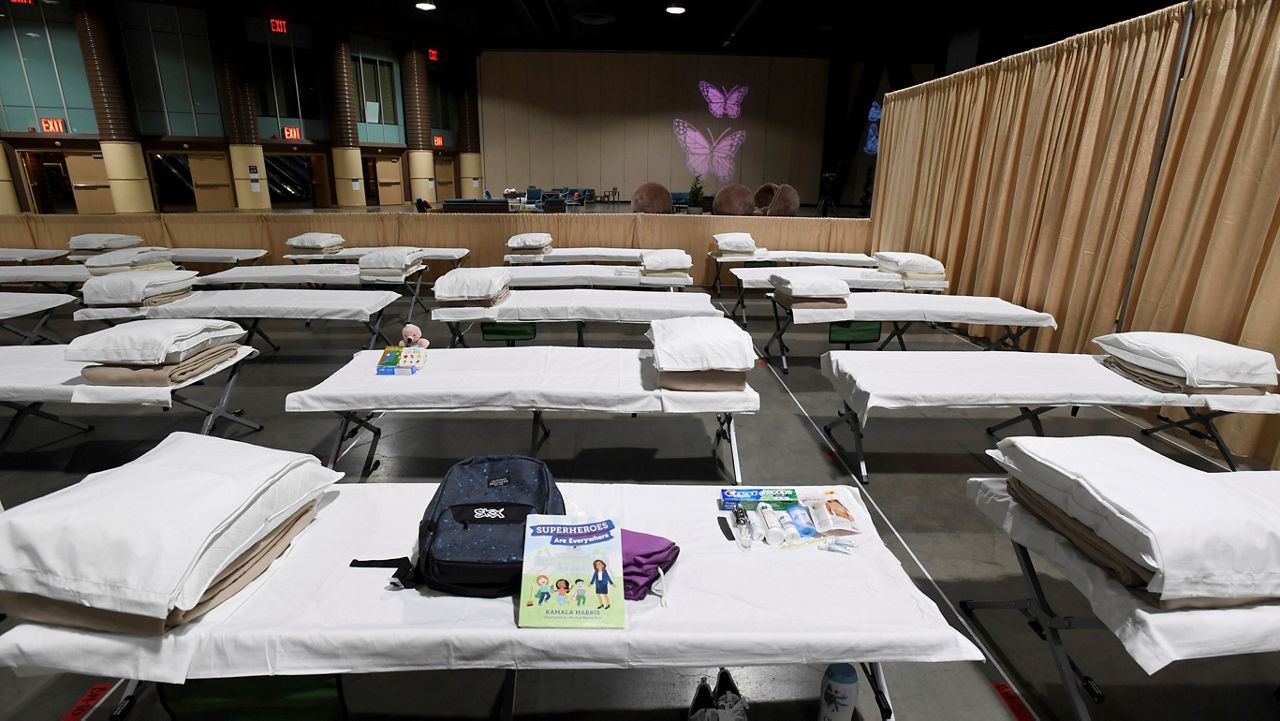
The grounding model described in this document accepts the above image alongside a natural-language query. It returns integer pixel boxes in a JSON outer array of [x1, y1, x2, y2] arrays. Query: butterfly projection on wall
[[699, 82, 749, 119], [673, 119, 747, 181]]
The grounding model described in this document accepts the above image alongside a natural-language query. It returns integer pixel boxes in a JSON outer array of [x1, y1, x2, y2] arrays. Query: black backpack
[[407, 455, 564, 598]]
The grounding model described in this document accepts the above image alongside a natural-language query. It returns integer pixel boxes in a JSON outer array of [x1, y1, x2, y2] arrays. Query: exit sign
[[10, 0, 34, 5], [428, 48, 438, 61], [269, 17, 287, 33], [39, 117, 65, 133], [283, 126, 302, 140], [432, 135, 444, 148]]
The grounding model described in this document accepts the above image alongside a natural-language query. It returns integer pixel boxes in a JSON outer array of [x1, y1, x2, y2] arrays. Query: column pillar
[[75, 0, 154, 213], [458, 61, 483, 199], [328, 33, 364, 208], [401, 46, 436, 205], [0, 144, 20, 214], [214, 10, 270, 210]]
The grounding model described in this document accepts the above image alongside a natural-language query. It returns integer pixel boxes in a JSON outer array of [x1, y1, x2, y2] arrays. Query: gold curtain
[[1124, 0, 1280, 464], [870, 4, 1189, 351]]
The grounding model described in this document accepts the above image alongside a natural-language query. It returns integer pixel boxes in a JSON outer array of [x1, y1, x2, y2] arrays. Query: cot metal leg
[[171, 363, 262, 436], [860, 662, 895, 721], [822, 402, 868, 484], [762, 299, 793, 373], [712, 264, 723, 296], [876, 321, 912, 351], [985, 406, 1054, 437], [1142, 409, 1238, 470], [529, 410, 551, 456], [0, 402, 93, 457], [364, 310, 391, 350], [492, 668, 517, 721], [447, 322, 468, 348], [107, 679, 143, 721], [959, 542, 1105, 721], [1, 308, 62, 345], [990, 325, 1032, 351], [729, 279, 748, 325], [576, 321, 585, 347], [241, 319, 281, 352], [404, 269, 428, 324], [327, 411, 383, 474], [451, 258, 465, 269], [712, 413, 743, 484]]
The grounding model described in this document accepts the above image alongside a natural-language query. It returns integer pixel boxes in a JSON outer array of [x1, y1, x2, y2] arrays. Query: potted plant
[[687, 175, 704, 215]]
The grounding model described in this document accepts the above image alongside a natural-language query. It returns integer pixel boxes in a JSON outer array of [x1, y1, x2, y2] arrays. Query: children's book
[[375, 346, 426, 375], [518, 515, 626, 629]]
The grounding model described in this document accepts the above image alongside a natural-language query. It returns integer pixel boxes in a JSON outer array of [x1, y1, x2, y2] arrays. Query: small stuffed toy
[[400, 323, 430, 349]]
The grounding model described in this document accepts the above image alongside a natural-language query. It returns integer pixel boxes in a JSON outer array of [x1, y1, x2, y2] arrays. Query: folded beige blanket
[[0, 502, 317, 635], [1102, 355, 1267, 396], [436, 288, 511, 308], [88, 262, 179, 276], [360, 264, 423, 278], [658, 369, 747, 392], [80, 343, 239, 387], [712, 250, 760, 258], [774, 288, 849, 310], [141, 288, 192, 306], [642, 269, 691, 278], [901, 272, 947, 281], [508, 246, 550, 255]]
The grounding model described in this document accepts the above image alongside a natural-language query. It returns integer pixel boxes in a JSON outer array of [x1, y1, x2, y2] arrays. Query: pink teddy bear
[[400, 323, 431, 349]]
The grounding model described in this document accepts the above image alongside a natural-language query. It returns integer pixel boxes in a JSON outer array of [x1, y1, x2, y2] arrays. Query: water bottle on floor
[[818, 663, 858, 721]]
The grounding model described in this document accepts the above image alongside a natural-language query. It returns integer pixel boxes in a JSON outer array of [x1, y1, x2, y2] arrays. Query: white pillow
[[1093, 332, 1278, 388], [0, 432, 341, 618], [83, 246, 175, 269], [81, 270, 198, 306], [434, 267, 511, 300], [713, 232, 757, 253], [507, 232, 553, 249], [66, 319, 245, 365], [68, 233, 143, 251], [769, 272, 850, 299], [358, 247, 427, 270], [991, 435, 1280, 601], [641, 250, 693, 271], [647, 316, 757, 372], [874, 252, 945, 275], [286, 232, 344, 249]]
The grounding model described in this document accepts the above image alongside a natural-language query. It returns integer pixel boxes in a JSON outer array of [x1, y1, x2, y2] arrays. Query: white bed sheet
[[170, 248, 268, 265], [0, 292, 76, 320], [285, 346, 759, 415], [431, 289, 720, 323], [711, 251, 876, 267], [196, 265, 363, 287], [969, 477, 1280, 673], [0, 266, 90, 285], [73, 289, 400, 323], [0, 482, 980, 682], [285, 247, 468, 263], [504, 247, 646, 265], [821, 351, 1280, 424], [507, 265, 692, 288], [0, 249, 67, 263], [732, 266, 946, 292], [788, 292, 1055, 326], [0, 345, 255, 406]]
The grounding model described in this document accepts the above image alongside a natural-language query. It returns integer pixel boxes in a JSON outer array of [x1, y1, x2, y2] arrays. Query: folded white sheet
[[84, 246, 175, 272], [286, 232, 344, 249], [507, 232, 553, 249], [874, 252, 945, 275], [358, 247, 428, 271], [641, 250, 693, 272], [0, 432, 341, 618], [769, 272, 852, 299], [433, 267, 511, 300], [66, 319, 246, 365], [989, 435, 1280, 601], [1093, 332, 1278, 388], [68, 234, 143, 251], [81, 270, 198, 307], [648, 316, 757, 372], [713, 232, 757, 254]]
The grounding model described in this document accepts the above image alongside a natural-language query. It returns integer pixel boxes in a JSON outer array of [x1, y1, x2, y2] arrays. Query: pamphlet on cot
[[518, 515, 625, 629]]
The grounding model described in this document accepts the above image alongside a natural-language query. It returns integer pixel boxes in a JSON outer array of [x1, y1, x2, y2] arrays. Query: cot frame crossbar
[[0, 308, 63, 345], [0, 401, 93, 457], [959, 541, 1106, 721]]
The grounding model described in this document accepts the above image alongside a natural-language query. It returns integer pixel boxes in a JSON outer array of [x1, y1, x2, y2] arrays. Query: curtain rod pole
[[1114, 0, 1197, 332]]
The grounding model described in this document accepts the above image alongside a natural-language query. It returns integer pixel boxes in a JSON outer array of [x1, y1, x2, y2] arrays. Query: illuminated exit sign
[[269, 17, 287, 33], [428, 48, 438, 61], [432, 135, 444, 148], [10, 0, 34, 5], [39, 117, 65, 133], [283, 126, 302, 140]]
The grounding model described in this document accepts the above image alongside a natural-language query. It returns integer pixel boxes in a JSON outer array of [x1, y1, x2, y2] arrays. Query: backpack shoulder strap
[[349, 557, 416, 589]]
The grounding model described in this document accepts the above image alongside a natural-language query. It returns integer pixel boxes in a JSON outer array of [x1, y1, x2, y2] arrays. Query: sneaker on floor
[[688, 676, 716, 720]]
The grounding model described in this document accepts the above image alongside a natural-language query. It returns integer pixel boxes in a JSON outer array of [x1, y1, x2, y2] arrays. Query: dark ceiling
[[278, 0, 1177, 68]]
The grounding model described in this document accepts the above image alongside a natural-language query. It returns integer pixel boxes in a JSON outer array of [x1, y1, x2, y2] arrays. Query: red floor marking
[[993, 682, 1036, 721], [61, 683, 113, 721]]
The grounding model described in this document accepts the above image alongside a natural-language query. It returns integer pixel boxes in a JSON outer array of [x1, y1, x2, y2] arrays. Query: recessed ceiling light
[[415, 2, 437, 10], [666, 3, 686, 14]]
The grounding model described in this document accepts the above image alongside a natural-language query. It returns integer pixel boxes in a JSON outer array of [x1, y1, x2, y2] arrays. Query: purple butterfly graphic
[[673, 119, 746, 181], [699, 82, 748, 119]]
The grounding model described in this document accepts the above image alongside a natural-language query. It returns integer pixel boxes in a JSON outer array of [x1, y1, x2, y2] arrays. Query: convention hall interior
[[0, 0, 1277, 719]]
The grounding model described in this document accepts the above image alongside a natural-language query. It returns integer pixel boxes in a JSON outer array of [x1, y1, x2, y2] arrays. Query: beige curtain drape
[[1124, 0, 1280, 465], [871, 4, 1189, 351]]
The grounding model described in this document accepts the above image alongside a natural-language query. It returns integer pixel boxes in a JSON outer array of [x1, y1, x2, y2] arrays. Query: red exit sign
[[428, 48, 438, 61], [10, 0, 34, 5], [269, 17, 287, 33], [39, 117, 65, 133], [432, 135, 444, 148], [283, 126, 302, 140]]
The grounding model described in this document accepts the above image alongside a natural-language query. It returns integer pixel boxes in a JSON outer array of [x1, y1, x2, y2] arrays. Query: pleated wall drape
[[871, 4, 1188, 351]]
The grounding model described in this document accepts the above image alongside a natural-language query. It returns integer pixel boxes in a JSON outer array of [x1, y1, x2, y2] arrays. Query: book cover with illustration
[[518, 515, 626, 629]]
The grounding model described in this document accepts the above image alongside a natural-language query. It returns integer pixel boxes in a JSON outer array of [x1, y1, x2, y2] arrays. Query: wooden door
[[434, 155, 456, 200], [375, 156, 404, 206], [189, 154, 235, 212], [64, 152, 114, 214]]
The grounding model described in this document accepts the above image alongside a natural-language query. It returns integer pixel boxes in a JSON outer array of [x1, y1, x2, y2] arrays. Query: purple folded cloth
[[622, 528, 680, 601]]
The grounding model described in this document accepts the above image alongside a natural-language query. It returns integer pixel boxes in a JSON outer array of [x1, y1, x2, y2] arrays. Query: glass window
[[117, 2, 220, 137], [353, 56, 399, 125]]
